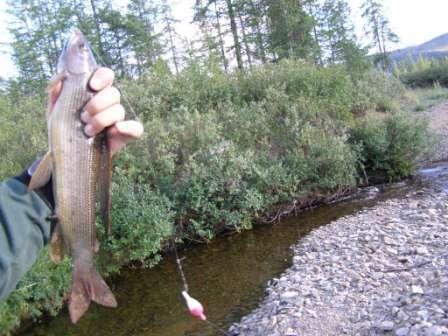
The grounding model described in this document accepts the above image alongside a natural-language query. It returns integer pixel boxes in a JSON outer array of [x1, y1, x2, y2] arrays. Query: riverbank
[[228, 100, 448, 336], [421, 101, 448, 162], [229, 178, 448, 336]]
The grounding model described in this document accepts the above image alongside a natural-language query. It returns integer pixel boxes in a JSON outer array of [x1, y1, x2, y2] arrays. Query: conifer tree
[[125, 0, 162, 75], [361, 0, 399, 69], [160, 0, 180, 74], [265, 0, 315, 61]]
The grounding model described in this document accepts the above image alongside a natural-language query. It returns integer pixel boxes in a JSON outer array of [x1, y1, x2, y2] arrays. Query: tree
[[265, 0, 315, 61], [361, 0, 399, 69], [125, 0, 162, 75], [160, 0, 180, 74], [304, 0, 324, 65], [225, 0, 244, 69], [320, 0, 366, 70], [194, 0, 230, 70], [245, 0, 268, 64]]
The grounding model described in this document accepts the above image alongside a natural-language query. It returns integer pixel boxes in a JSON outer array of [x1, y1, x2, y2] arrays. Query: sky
[[1, 0, 447, 79]]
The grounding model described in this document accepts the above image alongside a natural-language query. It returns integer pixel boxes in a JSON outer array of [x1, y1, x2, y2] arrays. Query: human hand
[[47, 67, 144, 155]]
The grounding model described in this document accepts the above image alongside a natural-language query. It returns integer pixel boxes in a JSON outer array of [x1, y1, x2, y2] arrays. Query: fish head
[[57, 30, 97, 75]]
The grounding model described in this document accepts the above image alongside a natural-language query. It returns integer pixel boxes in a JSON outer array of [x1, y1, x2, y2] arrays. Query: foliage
[[361, 0, 399, 69], [0, 251, 71, 334], [397, 58, 448, 88], [101, 173, 174, 272], [350, 113, 431, 181], [0, 94, 47, 180], [0, 60, 430, 334], [406, 83, 448, 112]]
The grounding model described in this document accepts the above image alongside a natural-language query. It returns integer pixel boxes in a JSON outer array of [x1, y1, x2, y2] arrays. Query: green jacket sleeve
[[0, 178, 52, 302]]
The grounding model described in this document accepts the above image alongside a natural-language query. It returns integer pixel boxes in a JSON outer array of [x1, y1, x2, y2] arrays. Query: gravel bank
[[423, 102, 448, 162], [228, 101, 448, 336], [229, 185, 448, 336]]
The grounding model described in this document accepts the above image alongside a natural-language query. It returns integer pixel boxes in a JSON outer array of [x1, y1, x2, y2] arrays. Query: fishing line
[[172, 236, 189, 293], [89, 46, 140, 122], [205, 320, 233, 336], [171, 235, 232, 336], [93, 45, 231, 336]]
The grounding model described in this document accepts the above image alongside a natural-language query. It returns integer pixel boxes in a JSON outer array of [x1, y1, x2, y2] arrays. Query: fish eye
[[78, 42, 85, 50]]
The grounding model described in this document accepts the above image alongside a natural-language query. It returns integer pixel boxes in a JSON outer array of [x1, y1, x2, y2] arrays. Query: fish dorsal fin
[[28, 151, 53, 191]]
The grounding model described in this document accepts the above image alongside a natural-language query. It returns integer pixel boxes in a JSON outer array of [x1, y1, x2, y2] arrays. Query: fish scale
[[29, 30, 117, 323], [50, 73, 96, 251]]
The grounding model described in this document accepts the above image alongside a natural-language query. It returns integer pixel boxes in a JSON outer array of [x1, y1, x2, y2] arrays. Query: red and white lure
[[182, 291, 207, 321]]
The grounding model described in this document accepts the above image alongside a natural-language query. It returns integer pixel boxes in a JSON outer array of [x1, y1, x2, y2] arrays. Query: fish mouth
[[57, 29, 97, 75], [67, 30, 88, 51]]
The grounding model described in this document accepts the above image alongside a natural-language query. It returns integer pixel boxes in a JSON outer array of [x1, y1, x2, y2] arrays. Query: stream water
[[20, 163, 448, 336]]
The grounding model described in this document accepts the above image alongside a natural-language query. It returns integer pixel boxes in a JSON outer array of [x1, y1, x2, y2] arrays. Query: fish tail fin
[[69, 260, 117, 323]]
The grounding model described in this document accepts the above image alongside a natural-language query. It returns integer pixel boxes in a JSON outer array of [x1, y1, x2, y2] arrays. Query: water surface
[[20, 163, 448, 336]]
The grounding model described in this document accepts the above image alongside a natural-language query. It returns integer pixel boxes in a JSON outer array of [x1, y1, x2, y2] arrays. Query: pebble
[[395, 326, 410, 336], [229, 168, 448, 336], [411, 286, 425, 295], [426, 326, 448, 336], [379, 320, 395, 331]]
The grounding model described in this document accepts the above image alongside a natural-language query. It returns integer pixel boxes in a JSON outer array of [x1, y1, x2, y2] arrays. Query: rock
[[411, 285, 424, 295], [417, 310, 430, 321], [285, 328, 299, 336], [280, 291, 299, 302], [425, 325, 447, 336], [384, 237, 396, 245], [228, 182, 448, 336], [378, 321, 395, 331], [397, 310, 410, 321], [395, 326, 409, 336], [416, 246, 430, 255]]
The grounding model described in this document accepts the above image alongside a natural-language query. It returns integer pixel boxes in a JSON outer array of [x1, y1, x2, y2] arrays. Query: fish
[[29, 30, 117, 323]]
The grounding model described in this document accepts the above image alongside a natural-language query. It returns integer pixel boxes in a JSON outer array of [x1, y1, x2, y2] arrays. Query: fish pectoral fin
[[28, 151, 53, 191], [49, 224, 65, 264], [46, 71, 67, 118], [69, 260, 117, 323]]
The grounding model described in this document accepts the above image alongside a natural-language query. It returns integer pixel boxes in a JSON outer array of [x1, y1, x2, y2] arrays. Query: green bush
[[0, 251, 71, 334], [0, 95, 47, 180], [102, 173, 174, 270], [350, 113, 430, 181], [0, 59, 430, 333], [397, 58, 448, 88]]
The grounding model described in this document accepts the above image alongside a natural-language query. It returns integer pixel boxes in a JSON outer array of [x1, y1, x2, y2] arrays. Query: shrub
[[350, 113, 431, 181], [398, 58, 448, 88], [101, 173, 174, 272], [0, 59, 431, 333], [0, 95, 47, 180]]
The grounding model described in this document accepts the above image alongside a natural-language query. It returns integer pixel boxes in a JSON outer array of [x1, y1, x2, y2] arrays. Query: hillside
[[391, 33, 448, 62]]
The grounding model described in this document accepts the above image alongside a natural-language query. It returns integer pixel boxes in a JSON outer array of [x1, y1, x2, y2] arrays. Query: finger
[[108, 120, 144, 139], [84, 104, 125, 137], [89, 67, 114, 92], [84, 86, 120, 116], [107, 121, 144, 155]]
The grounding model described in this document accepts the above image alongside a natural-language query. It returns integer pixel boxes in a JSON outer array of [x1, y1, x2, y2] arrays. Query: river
[[19, 163, 448, 336]]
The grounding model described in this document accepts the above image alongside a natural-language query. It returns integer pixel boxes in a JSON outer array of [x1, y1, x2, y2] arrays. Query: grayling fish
[[29, 30, 116, 323]]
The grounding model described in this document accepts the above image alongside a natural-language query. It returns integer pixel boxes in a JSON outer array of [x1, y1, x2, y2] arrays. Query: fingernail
[[85, 124, 94, 137], [89, 76, 101, 91], [80, 111, 89, 123]]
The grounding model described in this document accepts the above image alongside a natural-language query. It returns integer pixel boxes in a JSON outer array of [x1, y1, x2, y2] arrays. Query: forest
[[0, 0, 434, 334]]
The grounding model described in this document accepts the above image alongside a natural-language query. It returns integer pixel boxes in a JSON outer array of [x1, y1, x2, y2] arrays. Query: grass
[[404, 84, 448, 112]]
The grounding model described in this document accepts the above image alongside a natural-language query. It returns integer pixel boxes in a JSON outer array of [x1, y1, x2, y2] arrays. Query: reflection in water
[[21, 163, 448, 336]]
